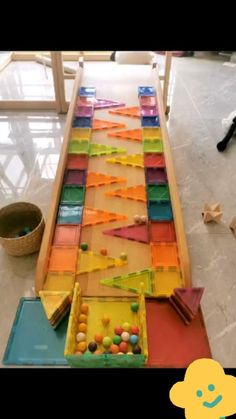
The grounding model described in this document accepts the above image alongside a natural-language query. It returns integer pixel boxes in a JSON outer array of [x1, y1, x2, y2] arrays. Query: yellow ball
[[77, 342, 87, 353], [79, 314, 87, 323], [122, 322, 131, 332]]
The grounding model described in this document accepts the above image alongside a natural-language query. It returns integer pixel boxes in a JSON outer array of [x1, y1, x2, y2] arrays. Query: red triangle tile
[[174, 288, 204, 316], [103, 224, 149, 244]]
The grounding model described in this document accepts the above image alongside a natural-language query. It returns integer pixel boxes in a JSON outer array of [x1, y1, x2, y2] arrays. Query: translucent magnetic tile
[[148, 201, 173, 221], [43, 272, 75, 292], [48, 246, 78, 272], [70, 128, 91, 140], [53, 225, 81, 246], [144, 153, 165, 168], [2, 299, 68, 366], [64, 170, 87, 186], [73, 117, 92, 128], [151, 243, 179, 268], [141, 116, 160, 127], [145, 168, 167, 184], [60, 185, 85, 205], [153, 269, 183, 297], [57, 205, 83, 224], [138, 86, 156, 96], [75, 106, 93, 117], [142, 128, 162, 139], [143, 139, 163, 153], [149, 221, 176, 242], [147, 184, 170, 201], [66, 154, 89, 170], [141, 106, 158, 117], [139, 96, 157, 106], [79, 86, 96, 97], [68, 140, 89, 154]]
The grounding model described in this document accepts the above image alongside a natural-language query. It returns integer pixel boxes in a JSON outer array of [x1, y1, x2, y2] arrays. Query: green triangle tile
[[101, 269, 154, 296], [89, 143, 126, 157]]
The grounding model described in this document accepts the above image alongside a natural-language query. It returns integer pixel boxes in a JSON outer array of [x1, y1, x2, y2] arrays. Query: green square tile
[[60, 185, 85, 205], [143, 139, 163, 153], [147, 184, 170, 201], [68, 139, 89, 154]]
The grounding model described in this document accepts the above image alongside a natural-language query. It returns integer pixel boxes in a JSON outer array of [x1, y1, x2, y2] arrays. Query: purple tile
[[145, 168, 168, 184], [141, 106, 158, 117], [64, 170, 87, 185], [94, 98, 125, 109], [75, 106, 94, 117]]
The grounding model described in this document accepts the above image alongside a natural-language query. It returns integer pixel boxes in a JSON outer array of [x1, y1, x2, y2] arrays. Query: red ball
[[119, 342, 128, 353], [100, 248, 108, 256], [131, 326, 139, 335], [114, 326, 124, 336]]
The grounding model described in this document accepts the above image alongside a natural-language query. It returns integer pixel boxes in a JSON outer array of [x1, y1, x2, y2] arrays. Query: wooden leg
[[51, 51, 67, 113]]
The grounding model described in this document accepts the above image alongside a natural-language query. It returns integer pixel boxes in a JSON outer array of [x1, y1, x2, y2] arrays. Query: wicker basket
[[0, 202, 45, 256]]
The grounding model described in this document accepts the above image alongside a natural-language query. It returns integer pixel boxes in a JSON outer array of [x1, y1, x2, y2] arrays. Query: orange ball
[[77, 342, 87, 353], [102, 316, 110, 326], [94, 349, 102, 355], [94, 333, 103, 343], [75, 351, 83, 355], [100, 248, 108, 256], [79, 314, 87, 323], [110, 344, 119, 354], [81, 303, 89, 314], [78, 322, 87, 333]]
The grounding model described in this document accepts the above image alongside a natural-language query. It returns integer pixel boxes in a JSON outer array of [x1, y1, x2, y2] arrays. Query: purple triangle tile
[[94, 98, 125, 109]]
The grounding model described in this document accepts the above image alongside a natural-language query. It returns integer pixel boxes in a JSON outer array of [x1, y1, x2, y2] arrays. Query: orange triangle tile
[[92, 119, 126, 131], [82, 207, 128, 226], [106, 185, 146, 202], [86, 172, 126, 188], [109, 107, 140, 118], [107, 129, 142, 142]]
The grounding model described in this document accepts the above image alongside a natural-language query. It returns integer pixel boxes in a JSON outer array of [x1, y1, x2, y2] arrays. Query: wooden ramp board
[[82, 207, 128, 227], [76, 250, 127, 274], [109, 106, 140, 118], [107, 129, 142, 142], [145, 299, 211, 367], [105, 185, 146, 202], [103, 224, 149, 244], [106, 154, 144, 168], [86, 172, 126, 188], [92, 119, 126, 130]]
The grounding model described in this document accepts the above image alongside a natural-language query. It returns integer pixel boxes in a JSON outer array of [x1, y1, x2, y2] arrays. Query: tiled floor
[[1, 53, 236, 367]]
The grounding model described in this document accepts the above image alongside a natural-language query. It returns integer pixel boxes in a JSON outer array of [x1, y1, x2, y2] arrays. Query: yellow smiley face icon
[[169, 358, 236, 419]]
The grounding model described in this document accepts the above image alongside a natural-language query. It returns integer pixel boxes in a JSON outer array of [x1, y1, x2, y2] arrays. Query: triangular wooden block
[[105, 185, 146, 202], [82, 207, 128, 226], [107, 129, 142, 142], [106, 154, 144, 168], [92, 119, 126, 130], [174, 287, 204, 316], [109, 107, 140, 118], [94, 98, 125, 109], [39, 291, 71, 321], [77, 250, 127, 274], [86, 172, 126, 188], [101, 269, 154, 295], [103, 224, 149, 243], [89, 143, 126, 157]]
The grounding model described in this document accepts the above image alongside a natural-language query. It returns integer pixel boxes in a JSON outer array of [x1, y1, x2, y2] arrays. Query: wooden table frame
[[35, 58, 190, 295]]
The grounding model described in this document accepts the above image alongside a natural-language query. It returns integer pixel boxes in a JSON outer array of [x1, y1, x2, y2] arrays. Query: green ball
[[80, 242, 88, 251], [113, 335, 121, 345], [103, 336, 112, 348], [131, 302, 139, 313]]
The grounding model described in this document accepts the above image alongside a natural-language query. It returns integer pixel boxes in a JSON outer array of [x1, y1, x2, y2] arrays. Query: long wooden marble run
[[4, 62, 211, 367]]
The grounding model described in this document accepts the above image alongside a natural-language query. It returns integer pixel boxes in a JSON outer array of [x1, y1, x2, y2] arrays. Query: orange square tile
[[53, 225, 81, 246], [151, 243, 179, 268], [48, 246, 78, 272]]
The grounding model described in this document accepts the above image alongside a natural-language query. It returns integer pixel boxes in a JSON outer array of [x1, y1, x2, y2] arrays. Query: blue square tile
[[141, 116, 160, 127], [73, 117, 92, 128], [79, 87, 96, 97], [138, 86, 156, 96], [57, 205, 83, 224], [148, 201, 173, 221]]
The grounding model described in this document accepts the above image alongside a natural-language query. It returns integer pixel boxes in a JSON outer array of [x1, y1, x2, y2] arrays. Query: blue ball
[[130, 334, 138, 345]]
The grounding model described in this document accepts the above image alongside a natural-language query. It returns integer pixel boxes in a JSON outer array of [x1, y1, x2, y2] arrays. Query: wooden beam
[[36, 54, 76, 74], [0, 52, 12, 72], [162, 52, 172, 114], [0, 100, 57, 110], [153, 67, 191, 287], [35, 59, 84, 294], [64, 73, 76, 80], [51, 52, 67, 113], [12, 51, 112, 61]]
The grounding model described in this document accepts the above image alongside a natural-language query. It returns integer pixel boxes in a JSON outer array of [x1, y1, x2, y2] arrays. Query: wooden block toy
[[229, 217, 236, 236], [202, 203, 222, 223]]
